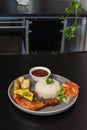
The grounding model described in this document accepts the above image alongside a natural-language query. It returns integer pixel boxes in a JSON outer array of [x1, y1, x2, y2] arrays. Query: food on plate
[[56, 81, 79, 103], [64, 81, 79, 96], [14, 89, 33, 101], [18, 76, 25, 83], [14, 80, 21, 91], [21, 79, 30, 89], [14, 94, 46, 111], [29, 66, 51, 81], [14, 76, 32, 101], [35, 78, 60, 99], [13, 76, 80, 111], [14, 93, 58, 111], [31, 69, 49, 77], [14, 76, 30, 91]]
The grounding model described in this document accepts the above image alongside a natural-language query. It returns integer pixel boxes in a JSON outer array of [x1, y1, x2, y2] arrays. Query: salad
[[56, 81, 79, 103]]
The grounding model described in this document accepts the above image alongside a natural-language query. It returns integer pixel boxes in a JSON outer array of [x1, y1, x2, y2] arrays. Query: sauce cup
[[29, 66, 51, 81]]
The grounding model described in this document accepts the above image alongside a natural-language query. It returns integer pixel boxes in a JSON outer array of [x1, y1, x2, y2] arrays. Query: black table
[[0, 52, 87, 130]]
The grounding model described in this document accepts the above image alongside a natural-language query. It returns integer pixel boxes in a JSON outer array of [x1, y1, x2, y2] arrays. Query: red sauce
[[32, 69, 48, 77]]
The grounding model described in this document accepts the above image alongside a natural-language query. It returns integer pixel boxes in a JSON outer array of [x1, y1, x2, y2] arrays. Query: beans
[[32, 69, 48, 77]]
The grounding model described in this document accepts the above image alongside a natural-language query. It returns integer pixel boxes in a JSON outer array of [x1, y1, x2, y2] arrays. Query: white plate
[[8, 74, 78, 116]]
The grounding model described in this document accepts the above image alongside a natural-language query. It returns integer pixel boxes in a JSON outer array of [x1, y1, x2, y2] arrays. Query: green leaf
[[62, 0, 82, 40], [56, 87, 66, 102], [64, 26, 76, 40], [65, 7, 72, 14], [60, 15, 65, 20], [72, 0, 82, 12], [46, 78, 54, 84], [71, 24, 78, 32]]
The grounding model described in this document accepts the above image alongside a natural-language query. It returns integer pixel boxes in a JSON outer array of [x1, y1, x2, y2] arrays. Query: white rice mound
[[35, 78, 60, 99]]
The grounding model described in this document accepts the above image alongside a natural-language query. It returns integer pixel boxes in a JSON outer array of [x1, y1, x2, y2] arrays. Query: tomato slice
[[64, 81, 79, 96]]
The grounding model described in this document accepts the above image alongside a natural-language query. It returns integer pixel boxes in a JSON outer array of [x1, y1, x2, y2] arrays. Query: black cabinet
[[29, 19, 63, 53]]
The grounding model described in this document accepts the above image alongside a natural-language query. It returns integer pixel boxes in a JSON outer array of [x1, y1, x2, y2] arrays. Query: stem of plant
[[61, 0, 82, 40]]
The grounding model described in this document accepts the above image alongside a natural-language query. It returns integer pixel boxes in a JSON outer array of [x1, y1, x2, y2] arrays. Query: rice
[[35, 78, 60, 99]]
